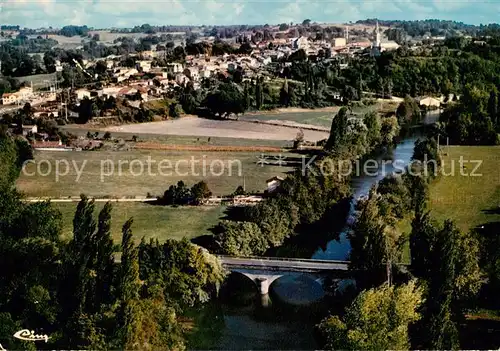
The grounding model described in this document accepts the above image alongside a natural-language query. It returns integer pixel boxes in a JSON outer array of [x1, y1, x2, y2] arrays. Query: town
[[0, 10, 500, 351]]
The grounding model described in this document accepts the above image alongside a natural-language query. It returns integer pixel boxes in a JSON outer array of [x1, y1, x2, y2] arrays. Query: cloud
[[1, 0, 499, 27]]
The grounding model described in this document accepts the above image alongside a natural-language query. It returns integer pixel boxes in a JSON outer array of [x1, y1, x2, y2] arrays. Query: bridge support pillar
[[255, 278, 270, 307], [255, 277, 269, 295]]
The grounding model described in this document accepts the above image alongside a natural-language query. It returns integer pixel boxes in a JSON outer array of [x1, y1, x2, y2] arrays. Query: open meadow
[[428, 146, 500, 232], [102, 116, 329, 141], [53, 201, 226, 242], [62, 126, 293, 148], [17, 149, 300, 198]]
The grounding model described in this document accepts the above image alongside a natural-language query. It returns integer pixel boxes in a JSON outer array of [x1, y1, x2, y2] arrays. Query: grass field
[[62, 126, 293, 148], [428, 146, 500, 232], [53, 202, 226, 242], [17, 149, 299, 198], [102, 117, 328, 142], [238, 111, 337, 128]]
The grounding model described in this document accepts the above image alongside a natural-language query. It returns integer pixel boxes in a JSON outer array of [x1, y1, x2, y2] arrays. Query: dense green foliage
[[161, 180, 212, 205], [0, 135, 225, 349], [319, 281, 423, 350]]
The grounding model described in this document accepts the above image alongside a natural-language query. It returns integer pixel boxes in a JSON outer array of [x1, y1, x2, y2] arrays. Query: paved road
[[219, 255, 350, 272]]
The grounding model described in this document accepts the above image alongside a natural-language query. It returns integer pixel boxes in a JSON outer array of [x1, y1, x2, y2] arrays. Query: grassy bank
[[53, 201, 225, 242], [428, 146, 500, 232]]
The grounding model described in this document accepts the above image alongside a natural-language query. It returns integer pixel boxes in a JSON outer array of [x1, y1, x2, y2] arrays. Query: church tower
[[371, 20, 382, 57]]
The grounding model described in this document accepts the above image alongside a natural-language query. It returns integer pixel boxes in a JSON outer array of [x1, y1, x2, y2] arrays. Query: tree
[[204, 83, 246, 118], [411, 218, 483, 349], [138, 238, 225, 307], [425, 220, 461, 350], [279, 79, 290, 106], [487, 90, 498, 126], [77, 97, 94, 124], [279, 23, 289, 31], [412, 138, 440, 176], [116, 218, 143, 349], [163, 181, 191, 206], [255, 76, 264, 110], [319, 280, 423, 350], [22, 102, 33, 120], [325, 107, 349, 152], [380, 116, 400, 145], [191, 181, 212, 205], [410, 211, 437, 278], [172, 46, 186, 62], [364, 111, 382, 147], [396, 95, 421, 125], [91, 202, 115, 310], [233, 185, 246, 196], [213, 220, 267, 256], [289, 49, 307, 62], [348, 189, 390, 288]]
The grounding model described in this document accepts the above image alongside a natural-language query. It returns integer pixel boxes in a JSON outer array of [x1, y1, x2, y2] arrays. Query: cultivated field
[[53, 202, 225, 242], [102, 117, 329, 141], [62, 126, 293, 148], [17, 149, 300, 198], [428, 146, 500, 232], [46, 34, 86, 50]]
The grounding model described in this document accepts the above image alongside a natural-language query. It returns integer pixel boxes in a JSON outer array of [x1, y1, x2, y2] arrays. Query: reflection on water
[[213, 273, 322, 350]]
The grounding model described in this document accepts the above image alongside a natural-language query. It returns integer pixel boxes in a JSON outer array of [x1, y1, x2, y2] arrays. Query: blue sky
[[1, 0, 499, 28]]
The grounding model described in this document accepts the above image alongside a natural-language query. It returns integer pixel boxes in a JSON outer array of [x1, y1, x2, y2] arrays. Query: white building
[[292, 36, 309, 51], [266, 176, 284, 193], [166, 63, 184, 74], [2, 93, 18, 105], [183, 67, 200, 82], [333, 37, 347, 47], [137, 60, 152, 72], [75, 88, 91, 100]]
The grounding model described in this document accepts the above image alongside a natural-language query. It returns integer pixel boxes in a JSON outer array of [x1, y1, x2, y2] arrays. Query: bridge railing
[[217, 255, 350, 265]]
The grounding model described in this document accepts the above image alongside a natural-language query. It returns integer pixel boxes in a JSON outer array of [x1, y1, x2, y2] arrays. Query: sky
[[1, 0, 500, 29]]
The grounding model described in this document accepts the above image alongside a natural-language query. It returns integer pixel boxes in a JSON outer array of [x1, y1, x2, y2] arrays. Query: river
[[195, 123, 429, 349]]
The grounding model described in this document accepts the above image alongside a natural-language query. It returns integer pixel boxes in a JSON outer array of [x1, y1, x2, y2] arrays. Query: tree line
[[317, 135, 493, 349]]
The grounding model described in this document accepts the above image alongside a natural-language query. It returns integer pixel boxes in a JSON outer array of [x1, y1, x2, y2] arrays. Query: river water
[[203, 123, 429, 349]]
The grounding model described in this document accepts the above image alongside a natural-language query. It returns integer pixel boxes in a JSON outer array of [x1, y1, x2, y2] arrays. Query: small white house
[[266, 176, 284, 193], [2, 93, 18, 105], [76, 88, 91, 100], [22, 125, 38, 136]]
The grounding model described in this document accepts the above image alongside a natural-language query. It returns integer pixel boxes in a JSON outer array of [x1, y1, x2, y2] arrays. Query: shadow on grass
[[482, 206, 500, 215]]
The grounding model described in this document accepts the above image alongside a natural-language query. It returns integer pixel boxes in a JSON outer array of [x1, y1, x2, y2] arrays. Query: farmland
[[17, 149, 301, 198], [428, 146, 500, 232], [102, 116, 329, 141], [62, 126, 293, 148], [53, 201, 226, 242]]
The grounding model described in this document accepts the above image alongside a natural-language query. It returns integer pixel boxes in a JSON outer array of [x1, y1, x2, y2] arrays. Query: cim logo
[[13, 329, 49, 343]]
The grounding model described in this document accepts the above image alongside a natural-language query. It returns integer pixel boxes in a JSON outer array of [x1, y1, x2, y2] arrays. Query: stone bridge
[[219, 255, 350, 305]]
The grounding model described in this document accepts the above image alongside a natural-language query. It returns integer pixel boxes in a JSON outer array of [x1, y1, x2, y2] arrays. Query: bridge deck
[[219, 255, 350, 272]]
